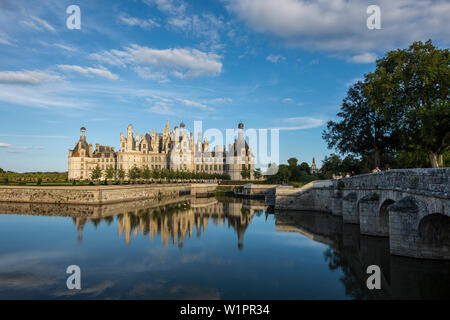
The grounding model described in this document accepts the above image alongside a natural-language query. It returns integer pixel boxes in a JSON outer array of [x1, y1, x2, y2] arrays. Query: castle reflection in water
[[0, 196, 265, 250], [77, 197, 265, 249], [0, 197, 449, 299]]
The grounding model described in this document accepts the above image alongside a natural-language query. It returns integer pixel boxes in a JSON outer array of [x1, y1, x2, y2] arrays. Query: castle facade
[[68, 121, 254, 181]]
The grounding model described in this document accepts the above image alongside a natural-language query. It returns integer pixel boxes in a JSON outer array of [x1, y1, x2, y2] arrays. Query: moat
[[0, 196, 449, 300]]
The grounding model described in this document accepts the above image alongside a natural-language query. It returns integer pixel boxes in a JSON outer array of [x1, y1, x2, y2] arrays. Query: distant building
[[68, 121, 254, 181], [311, 157, 319, 174]]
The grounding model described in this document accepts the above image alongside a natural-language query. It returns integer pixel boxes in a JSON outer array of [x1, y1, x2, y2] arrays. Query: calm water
[[0, 196, 449, 300]]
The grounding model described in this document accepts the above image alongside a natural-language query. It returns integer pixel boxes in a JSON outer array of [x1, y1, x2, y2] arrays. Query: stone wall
[[337, 168, 449, 195], [0, 184, 217, 205], [389, 196, 450, 260], [275, 187, 334, 212]]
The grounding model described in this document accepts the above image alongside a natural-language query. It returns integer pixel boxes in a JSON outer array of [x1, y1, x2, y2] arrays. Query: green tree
[[105, 165, 115, 181], [118, 168, 126, 181], [253, 168, 262, 179], [365, 40, 449, 167], [240, 166, 251, 179], [152, 168, 161, 179], [91, 165, 102, 181], [299, 162, 310, 173], [323, 81, 399, 168], [341, 155, 363, 175], [142, 165, 152, 181], [127, 166, 141, 181], [321, 154, 343, 175], [287, 157, 298, 167]]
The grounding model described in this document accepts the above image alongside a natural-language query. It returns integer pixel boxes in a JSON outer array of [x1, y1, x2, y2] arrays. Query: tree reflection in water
[[275, 210, 450, 300]]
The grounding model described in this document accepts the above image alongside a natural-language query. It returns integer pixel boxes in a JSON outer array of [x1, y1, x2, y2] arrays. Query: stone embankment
[[0, 183, 217, 205]]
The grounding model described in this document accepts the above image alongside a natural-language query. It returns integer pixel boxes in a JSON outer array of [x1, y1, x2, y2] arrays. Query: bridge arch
[[418, 213, 450, 248]]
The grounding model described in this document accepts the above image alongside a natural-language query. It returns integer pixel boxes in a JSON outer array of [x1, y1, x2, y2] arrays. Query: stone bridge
[[275, 168, 450, 260]]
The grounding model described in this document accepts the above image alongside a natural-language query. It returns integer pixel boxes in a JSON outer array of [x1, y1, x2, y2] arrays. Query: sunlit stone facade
[[68, 121, 254, 180]]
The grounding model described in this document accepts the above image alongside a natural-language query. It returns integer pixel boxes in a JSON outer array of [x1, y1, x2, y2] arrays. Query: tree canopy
[[323, 40, 449, 168]]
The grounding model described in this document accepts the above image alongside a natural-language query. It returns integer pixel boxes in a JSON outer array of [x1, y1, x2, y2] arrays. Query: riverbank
[[0, 183, 217, 205]]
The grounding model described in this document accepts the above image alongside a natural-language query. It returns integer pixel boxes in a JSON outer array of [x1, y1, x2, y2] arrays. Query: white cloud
[[20, 15, 55, 33], [167, 13, 225, 46], [90, 45, 222, 79], [204, 97, 232, 104], [266, 54, 285, 63], [0, 70, 61, 85], [282, 98, 294, 103], [54, 43, 76, 52], [147, 98, 176, 115], [347, 53, 377, 64], [274, 117, 324, 130], [226, 0, 450, 59], [180, 99, 211, 110], [0, 33, 12, 45], [0, 142, 32, 150], [119, 15, 160, 28], [57, 65, 118, 80], [89, 50, 127, 68], [0, 142, 12, 148], [144, 0, 186, 15], [0, 82, 92, 110]]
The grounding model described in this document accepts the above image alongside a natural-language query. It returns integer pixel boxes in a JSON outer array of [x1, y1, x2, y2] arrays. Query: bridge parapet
[[337, 168, 449, 195]]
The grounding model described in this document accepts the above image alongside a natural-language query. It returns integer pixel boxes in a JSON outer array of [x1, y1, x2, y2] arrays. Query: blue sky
[[0, 0, 448, 172]]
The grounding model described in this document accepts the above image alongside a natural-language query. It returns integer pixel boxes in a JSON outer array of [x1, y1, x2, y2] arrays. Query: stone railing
[[337, 168, 449, 195]]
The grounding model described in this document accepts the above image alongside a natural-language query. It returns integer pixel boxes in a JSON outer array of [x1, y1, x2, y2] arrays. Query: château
[[68, 121, 255, 181]]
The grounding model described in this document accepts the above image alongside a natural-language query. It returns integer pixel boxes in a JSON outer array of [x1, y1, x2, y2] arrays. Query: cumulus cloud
[[118, 15, 160, 28], [347, 52, 377, 64], [57, 65, 118, 80], [0, 70, 61, 85], [266, 54, 285, 63], [226, 0, 450, 60], [90, 45, 222, 79]]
